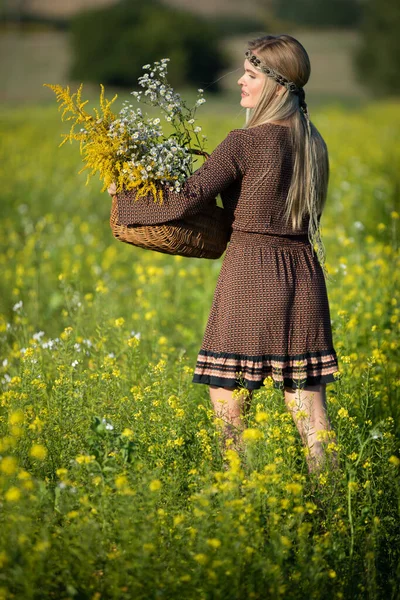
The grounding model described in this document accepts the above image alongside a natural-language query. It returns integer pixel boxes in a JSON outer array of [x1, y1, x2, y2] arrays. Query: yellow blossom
[[5, 486, 21, 502], [30, 444, 47, 460], [56, 468, 68, 479], [67, 511, 79, 519], [121, 428, 134, 439], [328, 570, 337, 578], [280, 535, 292, 548], [0, 456, 18, 475], [60, 326, 73, 340], [194, 553, 208, 565], [95, 281, 109, 294], [242, 428, 263, 442], [173, 515, 185, 527], [115, 475, 129, 489], [338, 407, 349, 418], [33, 540, 50, 552], [8, 409, 24, 425], [388, 455, 400, 467], [75, 454, 96, 464], [207, 538, 221, 549], [255, 411, 269, 423], [149, 479, 162, 492], [285, 482, 303, 495], [348, 452, 358, 461], [17, 470, 31, 481]]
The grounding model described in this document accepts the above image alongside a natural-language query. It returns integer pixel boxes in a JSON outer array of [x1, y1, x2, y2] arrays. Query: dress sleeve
[[116, 129, 253, 225]]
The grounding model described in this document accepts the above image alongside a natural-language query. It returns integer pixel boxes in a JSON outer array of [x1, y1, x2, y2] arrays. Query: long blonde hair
[[244, 34, 330, 277]]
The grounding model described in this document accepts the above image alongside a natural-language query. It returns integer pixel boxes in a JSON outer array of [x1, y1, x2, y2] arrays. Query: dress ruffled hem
[[192, 348, 339, 390]]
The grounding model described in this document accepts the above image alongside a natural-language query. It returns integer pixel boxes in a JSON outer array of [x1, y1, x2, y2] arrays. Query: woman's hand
[[108, 182, 117, 196]]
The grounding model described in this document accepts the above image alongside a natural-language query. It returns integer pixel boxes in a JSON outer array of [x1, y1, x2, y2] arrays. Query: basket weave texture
[[110, 194, 230, 259]]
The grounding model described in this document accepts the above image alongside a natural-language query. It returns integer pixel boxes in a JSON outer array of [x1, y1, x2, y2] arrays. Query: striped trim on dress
[[192, 349, 339, 390]]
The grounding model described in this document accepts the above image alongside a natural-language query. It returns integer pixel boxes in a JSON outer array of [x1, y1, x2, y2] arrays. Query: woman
[[109, 34, 340, 475]]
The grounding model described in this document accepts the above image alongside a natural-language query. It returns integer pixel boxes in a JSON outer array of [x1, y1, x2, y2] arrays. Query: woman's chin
[[240, 98, 252, 108]]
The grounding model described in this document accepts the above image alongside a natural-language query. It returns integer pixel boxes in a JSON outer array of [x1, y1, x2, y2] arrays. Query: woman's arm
[[113, 129, 254, 225]]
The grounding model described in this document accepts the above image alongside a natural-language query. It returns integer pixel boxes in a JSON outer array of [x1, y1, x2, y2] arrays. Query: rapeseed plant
[[0, 100, 399, 599]]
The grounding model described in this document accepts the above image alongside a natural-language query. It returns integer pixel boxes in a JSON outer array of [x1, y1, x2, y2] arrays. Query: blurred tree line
[[2, 0, 399, 95], [69, 0, 232, 90], [272, 0, 363, 27]]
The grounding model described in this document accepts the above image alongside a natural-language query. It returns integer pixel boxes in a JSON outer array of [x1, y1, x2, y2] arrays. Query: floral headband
[[245, 49, 307, 115]]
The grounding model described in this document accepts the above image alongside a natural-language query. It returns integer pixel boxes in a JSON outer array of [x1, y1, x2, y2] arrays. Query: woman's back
[[221, 123, 311, 236]]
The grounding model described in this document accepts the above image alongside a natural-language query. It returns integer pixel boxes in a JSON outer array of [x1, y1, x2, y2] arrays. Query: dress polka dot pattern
[[115, 123, 339, 390]]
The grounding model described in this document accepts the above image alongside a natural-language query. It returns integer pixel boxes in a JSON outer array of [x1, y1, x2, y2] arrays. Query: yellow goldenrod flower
[[60, 326, 73, 340], [388, 455, 400, 467]]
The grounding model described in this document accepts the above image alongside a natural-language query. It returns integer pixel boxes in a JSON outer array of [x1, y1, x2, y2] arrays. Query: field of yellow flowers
[[0, 99, 399, 599]]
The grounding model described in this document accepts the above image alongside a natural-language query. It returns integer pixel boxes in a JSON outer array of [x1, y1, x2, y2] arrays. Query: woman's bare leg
[[284, 383, 339, 474], [209, 386, 252, 455]]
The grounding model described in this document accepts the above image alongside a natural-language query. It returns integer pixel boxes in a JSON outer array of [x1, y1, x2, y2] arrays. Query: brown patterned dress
[[116, 122, 339, 390]]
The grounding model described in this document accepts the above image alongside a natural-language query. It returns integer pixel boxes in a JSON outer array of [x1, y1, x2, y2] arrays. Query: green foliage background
[[69, 0, 228, 90]]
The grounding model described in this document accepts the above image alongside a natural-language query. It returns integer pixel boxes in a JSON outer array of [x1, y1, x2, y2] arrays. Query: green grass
[[0, 100, 399, 599]]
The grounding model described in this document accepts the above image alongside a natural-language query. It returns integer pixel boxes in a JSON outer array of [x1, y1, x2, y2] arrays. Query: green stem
[[348, 472, 354, 560]]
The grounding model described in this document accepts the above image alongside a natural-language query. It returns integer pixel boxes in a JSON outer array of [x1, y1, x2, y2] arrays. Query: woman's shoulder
[[225, 127, 256, 142], [218, 128, 255, 155], [226, 123, 292, 141]]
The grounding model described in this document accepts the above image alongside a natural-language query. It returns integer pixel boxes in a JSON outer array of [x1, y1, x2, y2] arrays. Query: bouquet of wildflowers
[[45, 58, 208, 203]]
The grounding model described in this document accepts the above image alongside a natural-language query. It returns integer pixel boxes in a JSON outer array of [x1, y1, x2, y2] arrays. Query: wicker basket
[[110, 195, 231, 259]]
